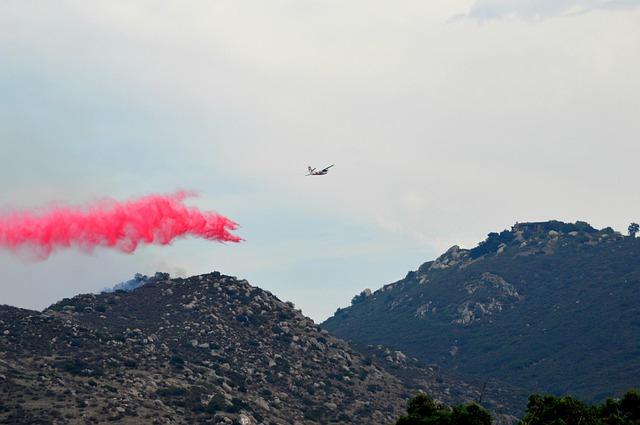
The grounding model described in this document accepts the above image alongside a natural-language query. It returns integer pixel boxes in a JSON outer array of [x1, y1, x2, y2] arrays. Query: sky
[[1, 0, 639, 322]]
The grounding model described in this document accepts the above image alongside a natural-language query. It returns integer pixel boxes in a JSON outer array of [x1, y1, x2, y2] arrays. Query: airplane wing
[[321, 164, 335, 172]]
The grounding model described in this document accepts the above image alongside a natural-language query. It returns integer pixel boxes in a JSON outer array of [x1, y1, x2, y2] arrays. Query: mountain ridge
[[323, 220, 640, 403]]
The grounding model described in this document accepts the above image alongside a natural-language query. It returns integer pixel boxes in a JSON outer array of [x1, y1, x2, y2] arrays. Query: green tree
[[628, 223, 639, 238], [519, 394, 597, 425], [451, 403, 492, 425], [407, 393, 440, 418], [396, 394, 491, 425], [618, 390, 640, 422], [520, 390, 640, 425]]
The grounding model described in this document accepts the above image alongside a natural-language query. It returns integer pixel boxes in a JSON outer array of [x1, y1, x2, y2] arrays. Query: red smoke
[[0, 192, 241, 259]]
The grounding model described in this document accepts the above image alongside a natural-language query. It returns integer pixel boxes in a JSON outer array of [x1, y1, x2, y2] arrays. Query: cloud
[[463, 0, 640, 19]]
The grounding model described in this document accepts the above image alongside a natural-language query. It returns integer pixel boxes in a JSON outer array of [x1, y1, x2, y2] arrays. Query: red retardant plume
[[0, 192, 241, 259]]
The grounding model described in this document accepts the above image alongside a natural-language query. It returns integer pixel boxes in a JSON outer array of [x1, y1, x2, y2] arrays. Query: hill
[[0, 272, 518, 424], [323, 221, 640, 403]]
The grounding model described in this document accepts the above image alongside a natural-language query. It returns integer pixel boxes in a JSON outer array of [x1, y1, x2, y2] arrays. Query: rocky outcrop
[[429, 245, 470, 271], [452, 273, 522, 326]]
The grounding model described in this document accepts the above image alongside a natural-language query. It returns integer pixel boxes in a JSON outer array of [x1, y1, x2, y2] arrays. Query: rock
[[238, 414, 254, 425], [254, 397, 270, 411]]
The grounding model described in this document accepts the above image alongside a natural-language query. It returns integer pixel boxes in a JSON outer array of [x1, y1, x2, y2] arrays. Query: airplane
[[306, 164, 334, 176]]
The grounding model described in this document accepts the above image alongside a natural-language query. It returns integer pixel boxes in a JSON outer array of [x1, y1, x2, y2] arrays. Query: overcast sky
[[1, 0, 639, 321]]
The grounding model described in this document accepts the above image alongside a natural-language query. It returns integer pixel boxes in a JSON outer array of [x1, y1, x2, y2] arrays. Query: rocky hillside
[[353, 344, 527, 423], [323, 221, 640, 404], [0, 272, 517, 424]]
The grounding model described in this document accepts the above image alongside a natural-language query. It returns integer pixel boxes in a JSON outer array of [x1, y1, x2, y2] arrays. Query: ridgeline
[[323, 221, 640, 405]]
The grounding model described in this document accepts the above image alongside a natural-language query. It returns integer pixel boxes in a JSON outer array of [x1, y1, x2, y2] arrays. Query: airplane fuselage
[[306, 164, 334, 176]]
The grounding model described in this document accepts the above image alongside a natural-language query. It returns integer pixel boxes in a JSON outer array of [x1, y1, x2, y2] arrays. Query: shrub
[[157, 387, 188, 397], [170, 356, 185, 366], [123, 359, 137, 368], [203, 394, 227, 414], [367, 384, 382, 393], [304, 409, 324, 421], [225, 398, 249, 413], [57, 360, 103, 377]]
